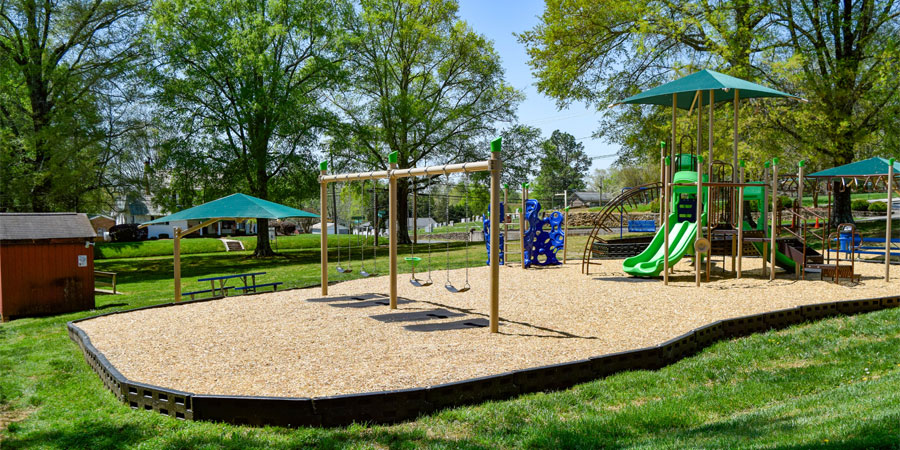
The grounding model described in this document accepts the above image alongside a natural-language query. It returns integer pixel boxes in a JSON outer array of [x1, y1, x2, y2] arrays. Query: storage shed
[[0, 213, 96, 321]]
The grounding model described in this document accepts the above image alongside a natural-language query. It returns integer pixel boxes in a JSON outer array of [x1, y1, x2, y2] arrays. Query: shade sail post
[[771, 158, 779, 281], [733, 89, 739, 182], [174, 228, 181, 301], [708, 89, 714, 174], [888, 158, 895, 282], [320, 163, 329, 296]]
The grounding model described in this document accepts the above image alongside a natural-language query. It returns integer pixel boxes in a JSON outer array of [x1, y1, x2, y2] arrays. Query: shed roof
[[0, 213, 97, 241], [572, 191, 602, 202]]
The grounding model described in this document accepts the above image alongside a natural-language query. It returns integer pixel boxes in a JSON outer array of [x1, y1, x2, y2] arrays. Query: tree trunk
[[253, 145, 275, 257], [830, 180, 854, 225], [255, 217, 275, 256]]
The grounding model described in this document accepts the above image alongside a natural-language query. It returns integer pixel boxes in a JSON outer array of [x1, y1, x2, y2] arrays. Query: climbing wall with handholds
[[482, 202, 505, 265], [522, 199, 564, 268]]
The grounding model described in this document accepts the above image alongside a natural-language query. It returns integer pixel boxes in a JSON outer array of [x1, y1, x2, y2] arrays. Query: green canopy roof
[[614, 69, 804, 110], [142, 193, 318, 225], [807, 157, 900, 178]]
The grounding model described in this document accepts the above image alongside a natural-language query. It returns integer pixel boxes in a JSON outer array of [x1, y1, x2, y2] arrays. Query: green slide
[[623, 212, 705, 277]]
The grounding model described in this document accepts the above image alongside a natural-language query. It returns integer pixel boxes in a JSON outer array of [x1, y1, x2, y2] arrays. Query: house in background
[[409, 217, 438, 231], [311, 222, 350, 234], [570, 191, 604, 208], [88, 214, 115, 236]]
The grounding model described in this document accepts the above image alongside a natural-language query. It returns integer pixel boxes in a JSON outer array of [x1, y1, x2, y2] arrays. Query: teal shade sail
[[807, 157, 900, 178], [613, 69, 804, 110], [142, 193, 318, 225]]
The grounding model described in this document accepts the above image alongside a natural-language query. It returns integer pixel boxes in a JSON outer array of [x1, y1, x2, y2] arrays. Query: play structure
[[482, 197, 566, 268], [582, 70, 897, 284]]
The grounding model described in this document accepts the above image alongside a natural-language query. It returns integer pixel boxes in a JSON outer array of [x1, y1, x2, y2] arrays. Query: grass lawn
[[3, 235, 900, 448]]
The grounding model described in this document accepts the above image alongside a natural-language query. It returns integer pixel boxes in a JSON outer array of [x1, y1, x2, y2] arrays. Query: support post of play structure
[[489, 138, 502, 333], [389, 152, 399, 309], [887, 158, 895, 281], [763, 161, 770, 277], [668, 92, 676, 280], [320, 161, 329, 296], [696, 156, 704, 286], [770, 158, 778, 281], [737, 161, 745, 278], [662, 140, 670, 285], [521, 183, 528, 268], [798, 160, 805, 280], [563, 206, 569, 263], [174, 227, 181, 301]]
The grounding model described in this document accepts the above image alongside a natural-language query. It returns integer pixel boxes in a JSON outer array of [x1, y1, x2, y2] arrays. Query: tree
[[764, 0, 900, 223], [330, 0, 521, 244], [0, 0, 146, 212], [496, 124, 543, 186], [519, 0, 900, 224], [533, 130, 591, 200], [148, 0, 348, 256]]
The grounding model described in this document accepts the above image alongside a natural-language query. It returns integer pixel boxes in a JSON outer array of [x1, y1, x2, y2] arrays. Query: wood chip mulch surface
[[77, 258, 899, 398]]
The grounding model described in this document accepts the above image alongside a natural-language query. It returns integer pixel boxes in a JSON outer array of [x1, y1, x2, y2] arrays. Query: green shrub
[[778, 196, 793, 209], [649, 198, 660, 213], [868, 201, 888, 212], [851, 199, 870, 211]]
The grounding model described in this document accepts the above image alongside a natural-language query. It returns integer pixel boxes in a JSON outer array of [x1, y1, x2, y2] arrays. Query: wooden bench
[[233, 282, 283, 294], [182, 286, 233, 301], [94, 270, 118, 294]]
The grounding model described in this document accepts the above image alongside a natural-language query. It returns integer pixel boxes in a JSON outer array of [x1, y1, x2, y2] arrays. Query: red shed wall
[[0, 240, 95, 320]]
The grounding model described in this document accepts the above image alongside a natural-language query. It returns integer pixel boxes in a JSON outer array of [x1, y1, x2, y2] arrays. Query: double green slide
[[623, 212, 706, 277]]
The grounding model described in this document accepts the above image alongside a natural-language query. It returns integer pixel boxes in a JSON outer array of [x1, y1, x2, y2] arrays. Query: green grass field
[[3, 234, 900, 448]]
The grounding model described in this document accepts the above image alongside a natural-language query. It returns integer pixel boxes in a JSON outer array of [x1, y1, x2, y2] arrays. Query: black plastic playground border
[[68, 293, 900, 428]]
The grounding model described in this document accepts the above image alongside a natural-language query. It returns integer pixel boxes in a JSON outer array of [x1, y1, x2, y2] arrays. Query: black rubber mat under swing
[[402, 318, 490, 332], [329, 297, 414, 308], [369, 308, 465, 323], [305, 293, 386, 303]]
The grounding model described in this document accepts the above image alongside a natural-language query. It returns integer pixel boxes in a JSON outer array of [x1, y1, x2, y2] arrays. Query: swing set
[[318, 139, 503, 332]]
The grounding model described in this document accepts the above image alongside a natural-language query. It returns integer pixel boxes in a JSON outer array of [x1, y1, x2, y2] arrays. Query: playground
[[75, 258, 897, 399]]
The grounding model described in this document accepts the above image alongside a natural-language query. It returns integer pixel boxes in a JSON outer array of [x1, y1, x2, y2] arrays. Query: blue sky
[[456, 0, 619, 171]]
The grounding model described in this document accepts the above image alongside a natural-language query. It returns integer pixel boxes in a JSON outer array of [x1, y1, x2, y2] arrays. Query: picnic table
[[182, 272, 282, 300]]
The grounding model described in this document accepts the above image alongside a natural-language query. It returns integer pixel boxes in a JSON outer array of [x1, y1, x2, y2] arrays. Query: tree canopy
[[147, 0, 348, 255]]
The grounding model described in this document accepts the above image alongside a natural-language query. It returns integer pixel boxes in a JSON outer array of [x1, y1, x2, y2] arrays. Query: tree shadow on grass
[[2, 419, 146, 450]]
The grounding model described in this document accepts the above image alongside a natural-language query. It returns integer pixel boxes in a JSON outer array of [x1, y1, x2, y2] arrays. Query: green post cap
[[565, 206, 570, 211], [660, 141, 666, 148], [665, 156, 671, 165], [491, 136, 502, 153], [890, 158, 896, 165], [798, 160, 805, 167], [698, 155, 704, 164], [522, 182, 529, 188], [764, 161, 770, 168], [319, 161, 327, 171], [503, 183, 508, 189], [388, 151, 398, 164], [739, 160, 746, 167], [773, 157, 779, 165]]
